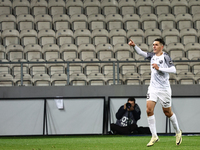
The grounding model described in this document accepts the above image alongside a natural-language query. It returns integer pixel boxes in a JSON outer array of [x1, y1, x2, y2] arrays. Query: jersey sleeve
[[146, 52, 155, 60], [164, 53, 175, 67]]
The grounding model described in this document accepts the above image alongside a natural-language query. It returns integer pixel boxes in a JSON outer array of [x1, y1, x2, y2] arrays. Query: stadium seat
[[66, 0, 84, 16], [0, 45, 6, 59], [101, 57, 118, 75], [17, 14, 34, 31], [127, 29, 144, 45], [189, 0, 200, 15], [101, 0, 119, 16], [56, 29, 74, 46], [96, 43, 114, 60], [87, 72, 106, 85], [176, 13, 193, 30], [158, 13, 176, 30], [92, 29, 109, 46], [47, 58, 65, 76], [0, 0, 12, 16], [0, 14, 16, 31], [154, 0, 171, 16], [105, 14, 123, 31], [51, 73, 68, 86], [66, 58, 83, 75], [193, 13, 200, 30], [136, 0, 154, 16], [74, 29, 92, 46], [6, 44, 23, 61], [2, 29, 20, 47], [83, 0, 101, 16], [141, 13, 158, 31], [20, 29, 38, 46], [118, 0, 136, 16], [60, 43, 78, 60], [162, 28, 180, 46], [24, 44, 42, 61], [195, 72, 200, 84], [166, 42, 185, 60], [14, 73, 32, 86], [105, 72, 123, 85], [29, 58, 47, 76], [42, 43, 60, 61], [122, 14, 141, 31], [48, 0, 66, 16], [35, 14, 52, 31], [191, 63, 200, 75], [175, 63, 191, 74], [52, 14, 71, 31], [0, 59, 11, 74], [33, 73, 51, 86], [70, 73, 87, 86], [30, 0, 48, 16], [171, 0, 189, 15], [138, 62, 151, 75], [114, 43, 132, 60], [123, 72, 141, 85], [109, 29, 127, 46], [13, 0, 30, 16], [119, 58, 137, 75], [78, 43, 96, 60], [169, 73, 177, 85], [88, 14, 106, 31], [185, 43, 200, 60], [0, 73, 14, 86], [177, 71, 195, 84], [38, 29, 56, 46], [180, 28, 198, 45], [70, 14, 88, 31], [144, 28, 161, 46], [83, 58, 101, 75], [11, 59, 29, 76]]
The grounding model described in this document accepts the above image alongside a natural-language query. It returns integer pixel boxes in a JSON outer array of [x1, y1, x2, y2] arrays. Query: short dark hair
[[154, 38, 165, 46], [128, 97, 135, 103]]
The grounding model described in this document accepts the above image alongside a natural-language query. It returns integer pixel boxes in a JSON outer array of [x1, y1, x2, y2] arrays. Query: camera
[[126, 102, 131, 109]]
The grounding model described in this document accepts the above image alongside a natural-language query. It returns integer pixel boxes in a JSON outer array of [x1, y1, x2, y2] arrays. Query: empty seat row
[[1, 13, 200, 32], [0, 70, 200, 87], [1, 0, 200, 16], [1, 28, 200, 47], [0, 42, 199, 61]]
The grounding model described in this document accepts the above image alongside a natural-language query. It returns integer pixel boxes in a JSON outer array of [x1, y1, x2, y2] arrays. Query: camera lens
[[126, 103, 131, 109]]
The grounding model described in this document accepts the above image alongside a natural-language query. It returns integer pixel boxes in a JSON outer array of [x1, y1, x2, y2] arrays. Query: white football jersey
[[146, 52, 175, 90]]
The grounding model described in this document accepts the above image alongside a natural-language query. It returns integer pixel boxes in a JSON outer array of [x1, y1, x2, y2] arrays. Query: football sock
[[147, 115, 158, 137], [169, 113, 180, 134]]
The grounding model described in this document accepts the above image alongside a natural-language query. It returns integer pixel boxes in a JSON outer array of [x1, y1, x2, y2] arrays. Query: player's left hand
[[152, 63, 159, 70]]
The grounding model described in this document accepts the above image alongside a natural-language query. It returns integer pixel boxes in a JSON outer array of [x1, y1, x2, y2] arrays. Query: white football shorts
[[146, 87, 172, 108]]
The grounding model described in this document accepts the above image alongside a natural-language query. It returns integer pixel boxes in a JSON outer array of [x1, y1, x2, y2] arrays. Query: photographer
[[110, 97, 141, 135]]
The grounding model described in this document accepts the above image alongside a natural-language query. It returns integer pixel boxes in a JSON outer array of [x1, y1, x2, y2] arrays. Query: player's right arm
[[128, 39, 147, 58]]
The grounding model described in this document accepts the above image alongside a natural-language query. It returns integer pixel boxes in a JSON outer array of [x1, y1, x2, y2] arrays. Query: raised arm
[[128, 39, 147, 58]]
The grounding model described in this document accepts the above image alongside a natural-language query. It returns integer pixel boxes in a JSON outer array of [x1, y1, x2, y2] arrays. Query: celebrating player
[[128, 38, 182, 147]]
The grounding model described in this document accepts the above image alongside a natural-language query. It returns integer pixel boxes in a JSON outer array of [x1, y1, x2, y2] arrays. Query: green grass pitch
[[0, 135, 200, 150]]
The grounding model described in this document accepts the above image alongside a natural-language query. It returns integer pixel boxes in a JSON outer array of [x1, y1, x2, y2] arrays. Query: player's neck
[[155, 51, 163, 56]]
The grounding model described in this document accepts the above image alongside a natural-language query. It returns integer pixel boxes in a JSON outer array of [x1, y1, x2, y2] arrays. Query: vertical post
[[117, 61, 119, 84], [43, 99, 47, 135], [20, 62, 23, 86], [67, 62, 70, 85], [113, 62, 115, 85]]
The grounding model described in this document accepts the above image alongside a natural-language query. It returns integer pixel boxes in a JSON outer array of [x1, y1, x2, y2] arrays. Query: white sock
[[169, 113, 180, 134], [147, 115, 158, 138]]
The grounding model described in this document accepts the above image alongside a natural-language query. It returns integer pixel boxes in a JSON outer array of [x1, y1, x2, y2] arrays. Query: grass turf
[[0, 135, 200, 150]]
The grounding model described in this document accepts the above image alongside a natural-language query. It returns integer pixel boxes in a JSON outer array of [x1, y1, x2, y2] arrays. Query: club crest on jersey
[[159, 60, 163, 64]]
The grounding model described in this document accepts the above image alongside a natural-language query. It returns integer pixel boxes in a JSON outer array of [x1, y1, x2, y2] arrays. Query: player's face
[[153, 41, 163, 55]]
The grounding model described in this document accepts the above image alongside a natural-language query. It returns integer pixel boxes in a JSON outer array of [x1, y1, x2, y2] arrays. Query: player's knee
[[146, 108, 153, 116]]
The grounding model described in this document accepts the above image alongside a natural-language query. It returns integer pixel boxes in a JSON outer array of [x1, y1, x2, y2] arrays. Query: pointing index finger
[[129, 39, 133, 42]]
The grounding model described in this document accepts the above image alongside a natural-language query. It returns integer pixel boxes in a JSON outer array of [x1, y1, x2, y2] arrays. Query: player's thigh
[[146, 100, 156, 112]]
